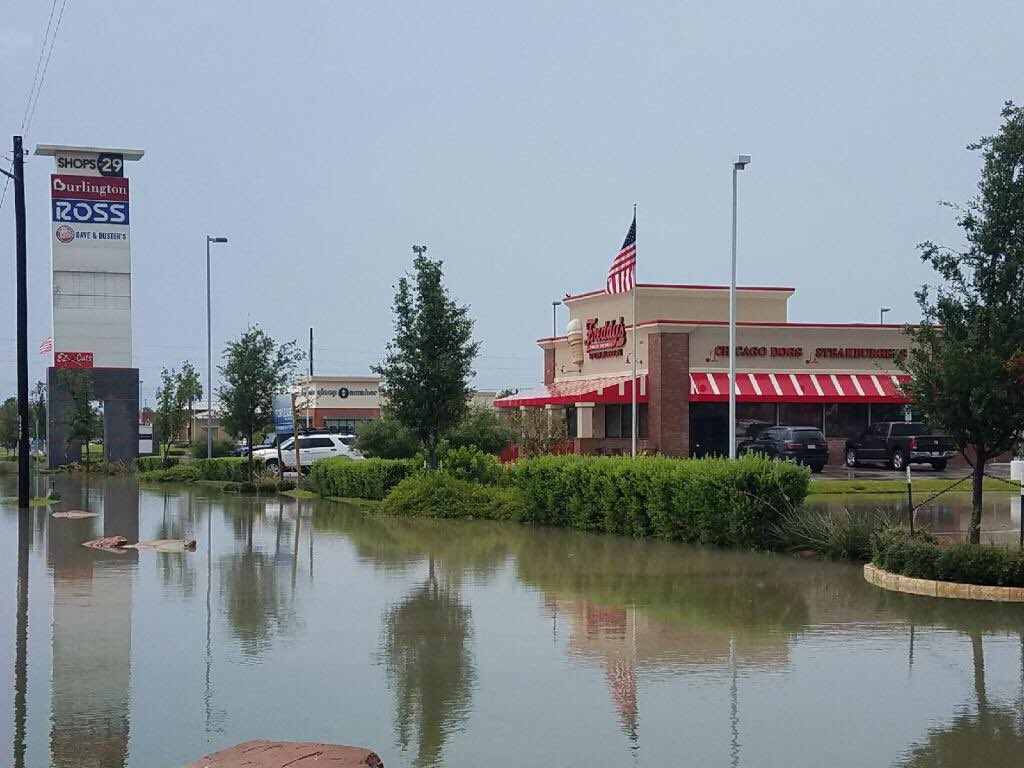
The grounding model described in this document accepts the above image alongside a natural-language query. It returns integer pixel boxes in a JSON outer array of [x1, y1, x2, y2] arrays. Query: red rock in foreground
[[186, 739, 384, 767]]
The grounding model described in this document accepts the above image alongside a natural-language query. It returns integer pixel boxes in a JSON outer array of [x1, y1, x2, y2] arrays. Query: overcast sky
[[1, 1, 1022, 403]]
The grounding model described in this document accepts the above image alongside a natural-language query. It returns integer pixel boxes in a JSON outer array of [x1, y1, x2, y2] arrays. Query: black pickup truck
[[844, 422, 956, 471]]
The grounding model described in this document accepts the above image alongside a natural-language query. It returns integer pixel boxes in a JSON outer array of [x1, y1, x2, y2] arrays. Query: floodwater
[[2, 476, 1024, 768]]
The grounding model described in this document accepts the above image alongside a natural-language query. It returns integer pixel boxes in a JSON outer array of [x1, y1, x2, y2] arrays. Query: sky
[[1, 1, 1022, 405]]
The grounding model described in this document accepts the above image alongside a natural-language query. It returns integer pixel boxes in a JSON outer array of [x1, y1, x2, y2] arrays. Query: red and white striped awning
[[494, 371, 910, 407], [494, 375, 644, 407], [689, 372, 910, 403]]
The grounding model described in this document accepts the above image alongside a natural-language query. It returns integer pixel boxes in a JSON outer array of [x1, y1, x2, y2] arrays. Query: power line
[[23, 0, 71, 137], [20, 0, 60, 133]]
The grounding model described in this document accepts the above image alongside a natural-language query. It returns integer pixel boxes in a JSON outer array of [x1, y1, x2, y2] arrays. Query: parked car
[[844, 421, 955, 471], [253, 433, 362, 473], [738, 425, 828, 472]]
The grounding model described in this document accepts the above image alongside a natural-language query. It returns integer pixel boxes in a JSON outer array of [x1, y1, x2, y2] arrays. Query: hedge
[[381, 473, 527, 521], [510, 454, 809, 548], [871, 526, 1024, 587], [136, 456, 180, 472], [141, 464, 201, 483], [309, 456, 418, 500], [193, 457, 262, 482]]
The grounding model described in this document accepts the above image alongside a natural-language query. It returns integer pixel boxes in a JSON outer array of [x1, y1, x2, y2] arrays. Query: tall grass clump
[[773, 506, 897, 561]]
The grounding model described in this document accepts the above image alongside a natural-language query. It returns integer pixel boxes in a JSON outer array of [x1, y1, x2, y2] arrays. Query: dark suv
[[739, 426, 828, 472]]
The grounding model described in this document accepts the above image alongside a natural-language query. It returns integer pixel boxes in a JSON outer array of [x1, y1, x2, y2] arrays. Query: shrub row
[[871, 526, 1024, 587], [510, 454, 809, 548], [194, 457, 262, 482], [141, 464, 201, 483], [380, 473, 527, 521], [136, 455, 180, 472], [309, 456, 418, 500]]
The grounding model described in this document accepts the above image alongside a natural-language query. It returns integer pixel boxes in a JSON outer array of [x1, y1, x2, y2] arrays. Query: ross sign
[[585, 317, 627, 359], [272, 395, 294, 435], [54, 351, 94, 369]]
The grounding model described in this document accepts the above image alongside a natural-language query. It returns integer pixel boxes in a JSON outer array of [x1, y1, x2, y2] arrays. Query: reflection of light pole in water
[[204, 497, 212, 738], [729, 635, 739, 768], [13, 509, 30, 768]]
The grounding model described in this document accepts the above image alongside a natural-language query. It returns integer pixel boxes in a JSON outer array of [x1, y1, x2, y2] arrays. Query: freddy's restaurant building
[[494, 284, 912, 464]]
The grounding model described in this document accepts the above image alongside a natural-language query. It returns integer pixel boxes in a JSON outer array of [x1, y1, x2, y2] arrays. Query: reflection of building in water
[[547, 596, 791, 746], [47, 478, 138, 768]]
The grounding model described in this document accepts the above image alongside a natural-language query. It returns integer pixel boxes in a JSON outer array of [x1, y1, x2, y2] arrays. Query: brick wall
[[544, 348, 556, 386], [648, 332, 690, 457]]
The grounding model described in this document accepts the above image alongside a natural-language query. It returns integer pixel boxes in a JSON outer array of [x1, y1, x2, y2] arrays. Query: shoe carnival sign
[[586, 317, 627, 359]]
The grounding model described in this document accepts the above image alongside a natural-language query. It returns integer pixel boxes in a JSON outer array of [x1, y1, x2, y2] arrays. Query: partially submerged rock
[[82, 536, 196, 553], [82, 535, 130, 553], [186, 739, 384, 767]]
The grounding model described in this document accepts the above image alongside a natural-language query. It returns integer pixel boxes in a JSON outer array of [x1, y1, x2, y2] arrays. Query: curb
[[864, 563, 1024, 603]]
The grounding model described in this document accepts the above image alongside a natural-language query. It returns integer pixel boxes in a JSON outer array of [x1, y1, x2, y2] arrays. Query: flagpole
[[631, 203, 638, 459]]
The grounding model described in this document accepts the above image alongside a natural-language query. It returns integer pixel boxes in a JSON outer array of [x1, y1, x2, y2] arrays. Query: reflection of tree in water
[[382, 559, 476, 768], [895, 631, 1024, 767], [156, 489, 197, 597], [220, 510, 298, 655]]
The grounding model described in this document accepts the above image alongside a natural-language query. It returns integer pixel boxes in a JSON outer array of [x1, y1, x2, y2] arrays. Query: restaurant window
[[325, 418, 360, 433], [779, 403, 823, 429], [735, 403, 776, 441], [565, 407, 578, 439], [824, 404, 869, 438], [869, 404, 906, 423], [604, 404, 648, 438]]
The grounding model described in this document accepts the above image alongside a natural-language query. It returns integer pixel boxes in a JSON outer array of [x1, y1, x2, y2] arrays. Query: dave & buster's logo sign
[[586, 317, 627, 359], [55, 351, 94, 369], [50, 174, 130, 227]]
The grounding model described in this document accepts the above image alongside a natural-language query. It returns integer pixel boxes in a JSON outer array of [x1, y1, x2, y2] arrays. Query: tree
[[505, 407, 568, 458], [903, 102, 1024, 544], [445, 406, 515, 455], [154, 367, 189, 466], [217, 326, 302, 480], [59, 370, 102, 472], [0, 397, 17, 455], [177, 361, 203, 445], [30, 380, 46, 444], [356, 411, 421, 459], [374, 253, 479, 468]]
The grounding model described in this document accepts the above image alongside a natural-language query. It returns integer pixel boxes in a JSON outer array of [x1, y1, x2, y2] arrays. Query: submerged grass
[[772, 505, 899, 561]]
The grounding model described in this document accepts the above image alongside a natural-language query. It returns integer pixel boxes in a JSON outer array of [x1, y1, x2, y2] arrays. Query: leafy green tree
[[177, 361, 203, 445], [217, 326, 302, 479], [30, 380, 46, 443], [356, 411, 421, 459], [903, 102, 1024, 544], [0, 397, 17, 455], [59, 370, 102, 472], [374, 253, 479, 468], [445, 406, 514, 455], [154, 367, 189, 466], [505, 407, 568, 458]]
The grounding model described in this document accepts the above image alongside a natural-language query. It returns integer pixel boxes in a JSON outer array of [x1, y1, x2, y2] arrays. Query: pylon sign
[[35, 144, 143, 369]]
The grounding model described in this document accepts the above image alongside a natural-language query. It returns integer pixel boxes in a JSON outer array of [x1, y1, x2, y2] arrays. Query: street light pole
[[729, 155, 751, 460], [551, 300, 561, 338], [206, 236, 228, 459], [879, 306, 891, 325]]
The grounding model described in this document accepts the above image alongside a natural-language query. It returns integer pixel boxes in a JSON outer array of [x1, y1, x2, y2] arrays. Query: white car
[[253, 433, 362, 472]]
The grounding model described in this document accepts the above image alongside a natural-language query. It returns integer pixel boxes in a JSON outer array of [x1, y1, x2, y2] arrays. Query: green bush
[[441, 445, 504, 485], [194, 456, 261, 482], [141, 464, 201, 483], [510, 454, 809, 548], [136, 455, 180, 472], [445, 406, 515, 455], [871, 526, 1024, 587], [309, 456, 417, 500], [381, 472, 528, 521], [190, 438, 237, 459], [355, 413, 420, 459]]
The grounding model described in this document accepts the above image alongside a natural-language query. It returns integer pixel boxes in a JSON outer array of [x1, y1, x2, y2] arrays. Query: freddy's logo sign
[[586, 317, 627, 358]]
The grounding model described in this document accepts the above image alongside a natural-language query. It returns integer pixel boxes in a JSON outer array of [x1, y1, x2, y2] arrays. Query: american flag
[[39, 336, 53, 354], [606, 214, 636, 295]]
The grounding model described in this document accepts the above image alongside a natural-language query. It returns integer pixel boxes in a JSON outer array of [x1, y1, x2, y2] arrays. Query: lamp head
[[735, 154, 751, 170], [208, 236, 228, 243]]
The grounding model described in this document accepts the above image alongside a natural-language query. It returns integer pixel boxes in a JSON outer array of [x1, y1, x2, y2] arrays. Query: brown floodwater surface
[[2, 475, 1024, 767]]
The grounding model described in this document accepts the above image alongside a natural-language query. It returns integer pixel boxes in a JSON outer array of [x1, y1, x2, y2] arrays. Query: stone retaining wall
[[863, 562, 1024, 602]]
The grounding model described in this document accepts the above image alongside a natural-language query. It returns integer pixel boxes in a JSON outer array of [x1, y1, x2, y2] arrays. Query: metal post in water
[[906, 465, 914, 535]]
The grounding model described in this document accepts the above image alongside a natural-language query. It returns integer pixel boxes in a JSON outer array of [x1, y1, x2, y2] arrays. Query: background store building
[[495, 284, 912, 465]]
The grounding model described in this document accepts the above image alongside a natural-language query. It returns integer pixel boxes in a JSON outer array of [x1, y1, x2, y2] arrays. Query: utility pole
[[3, 137, 31, 508], [309, 327, 313, 378]]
